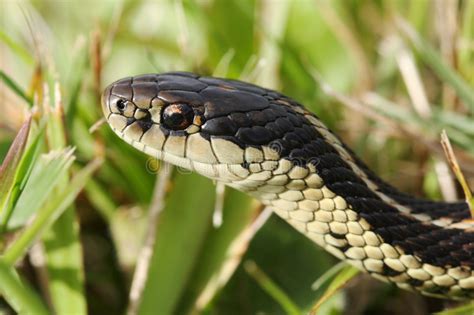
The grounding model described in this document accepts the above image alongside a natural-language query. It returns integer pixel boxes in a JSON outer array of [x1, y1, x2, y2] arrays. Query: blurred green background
[[0, 0, 473, 314]]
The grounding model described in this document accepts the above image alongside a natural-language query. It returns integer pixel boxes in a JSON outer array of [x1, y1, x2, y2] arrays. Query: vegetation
[[0, 1, 473, 314]]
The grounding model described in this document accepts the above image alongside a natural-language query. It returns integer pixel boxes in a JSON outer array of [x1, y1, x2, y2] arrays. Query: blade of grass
[[91, 28, 102, 101], [65, 39, 89, 125], [395, 46, 431, 118], [316, 0, 372, 92], [127, 163, 172, 315], [213, 48, 235, 77], [0, 117, 31, 218], [0, 259, 49, 315], [434, 110, 474, 136], [2, 158, 102, 265], [244, 260, 301, 315], [0, 70, 33, 106], [107, 143, 155, 204], [84, 178, 117, 220], [364, 93, 474, 153], [440, 130, 474, 217], [0, 30, 34, 65], [43, 206, 87, 315], [184, 196, 267, 313], [311, 261, 347, 291], [42, 82, 88, 315], [459, 0, 473, 84], [137, 172, 216, 315], [397, 18, 474, 111], [309, 265, 359, 314], [5, 148, 75, 230], [0, 123, 45, 231]]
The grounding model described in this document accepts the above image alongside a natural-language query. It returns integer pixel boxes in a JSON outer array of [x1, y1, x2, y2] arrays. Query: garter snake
[[101, 72, 474, 299]]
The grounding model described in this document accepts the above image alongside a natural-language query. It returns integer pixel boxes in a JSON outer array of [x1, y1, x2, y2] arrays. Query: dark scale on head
[[137, 119, 153, 132], [201, 116, 238, 136]]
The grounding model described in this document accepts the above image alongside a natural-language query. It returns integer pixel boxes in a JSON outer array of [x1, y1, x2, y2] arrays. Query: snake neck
[[223, 115, 474, 299]]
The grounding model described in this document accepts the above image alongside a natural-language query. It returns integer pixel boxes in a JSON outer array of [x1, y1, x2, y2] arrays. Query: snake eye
[[162, 103, 194, 130], [116, 99, 127, 111]]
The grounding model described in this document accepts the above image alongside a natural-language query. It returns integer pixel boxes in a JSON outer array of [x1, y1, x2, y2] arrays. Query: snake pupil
[[116, 99, 126, 111], [162, 103, 194, 130]]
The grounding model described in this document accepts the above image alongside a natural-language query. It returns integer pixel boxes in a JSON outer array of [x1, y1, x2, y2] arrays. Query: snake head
[[101, 73, 208, 167], [102, 72, 315, 182]]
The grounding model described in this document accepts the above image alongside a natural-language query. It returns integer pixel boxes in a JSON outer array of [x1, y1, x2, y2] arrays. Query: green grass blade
[[84, 178, 117, 220], [43, 85, 88, 315], [5, 149, 75, 230], [398, 19, 474, 110], [2, 158, 102, 265], [310, 265, 359, 314], [244, 260, 301, 315], [43, 206, 87, 315], [365, 93, 474, 152], [137, 172, 216, 315], [0, 30, 34, 65], [459, 1, 473, 84], [0, 122, 45, 230], [0, 259, 49, 315], [0, 117, 31, 219], [434, 110, 474, 136], [176, 189, 257, 313], [311, 261, 347, 291], [115, 155, 155, 203], [64, 43, 89, 125], [0, 70, 33, 106]]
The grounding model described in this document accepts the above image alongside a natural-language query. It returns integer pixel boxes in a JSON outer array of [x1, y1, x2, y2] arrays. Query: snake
[[101, 71, 474, 300]]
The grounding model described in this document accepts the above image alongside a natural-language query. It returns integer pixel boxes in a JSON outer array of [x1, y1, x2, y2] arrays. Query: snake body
[[101, 72, 474, 299]]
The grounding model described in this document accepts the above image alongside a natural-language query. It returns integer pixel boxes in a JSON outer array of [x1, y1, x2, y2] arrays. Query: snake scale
[[101, 72, 474, 299]]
